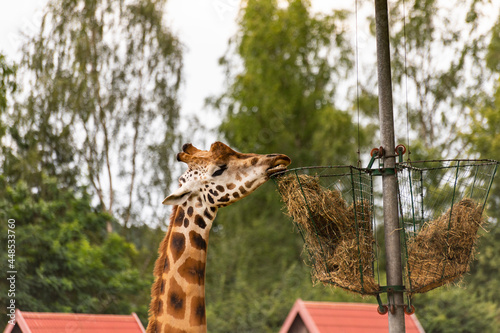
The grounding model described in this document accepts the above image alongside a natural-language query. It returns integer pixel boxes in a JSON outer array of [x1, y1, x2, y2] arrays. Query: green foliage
[[206, 1, 376, 331], [465, 75, 500, 217], [486, 15, 500, 72], [412, 20, 500, 325], [0, 1, 179, 326], [0, 133, 163, 325], [0, 54, 16, 114], [211, 0, 371, 165], [467, 226, 500, 303], [0, 175, 151, 327], [458, 52, 500, 330], [0, 53, 17, 163], [412, 286, 499, 333], [387, 0, 489, 156]]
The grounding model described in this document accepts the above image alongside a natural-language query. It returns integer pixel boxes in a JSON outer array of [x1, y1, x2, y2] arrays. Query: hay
[[276, 174, 379, 295], [315, 232, 379, 293], [406, 198, 485, 294], [276, 171, 487, 296]]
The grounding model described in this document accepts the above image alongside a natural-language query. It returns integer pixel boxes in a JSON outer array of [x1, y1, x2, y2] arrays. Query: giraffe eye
[[212, 165, 227, 177]]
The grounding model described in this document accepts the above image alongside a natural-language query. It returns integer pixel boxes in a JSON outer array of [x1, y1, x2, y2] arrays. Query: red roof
[[280, 299, 425, 333], [4, 309, 146, 333]]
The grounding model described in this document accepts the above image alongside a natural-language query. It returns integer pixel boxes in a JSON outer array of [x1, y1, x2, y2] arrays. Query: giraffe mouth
[[266, 157, 291, 175]]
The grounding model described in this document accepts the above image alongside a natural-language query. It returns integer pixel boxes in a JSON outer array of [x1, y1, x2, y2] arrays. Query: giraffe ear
[[162, 187, 192, 205]]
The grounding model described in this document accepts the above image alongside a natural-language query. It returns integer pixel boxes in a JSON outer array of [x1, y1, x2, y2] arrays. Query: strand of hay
[[406, 198, 485, 294], [276, 174, 379, 295]]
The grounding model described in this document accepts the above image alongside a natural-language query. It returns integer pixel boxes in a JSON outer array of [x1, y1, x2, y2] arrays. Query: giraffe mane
[[148, 205, 179, 328]]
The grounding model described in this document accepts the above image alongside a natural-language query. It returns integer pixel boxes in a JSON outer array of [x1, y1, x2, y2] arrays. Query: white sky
[[164, 0, 240, 143]]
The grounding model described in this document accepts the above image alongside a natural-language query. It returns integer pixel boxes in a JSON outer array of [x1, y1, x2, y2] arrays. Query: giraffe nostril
[[273, 155, 291, 166]]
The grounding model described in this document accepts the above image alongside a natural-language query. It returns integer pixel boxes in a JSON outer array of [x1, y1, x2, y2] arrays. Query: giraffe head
[[163, 141, 291, 207]]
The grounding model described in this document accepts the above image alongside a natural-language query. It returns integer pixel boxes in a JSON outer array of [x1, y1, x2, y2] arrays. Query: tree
[[0, 54, 16, 114], [466, 77, 500, 219], [464, 14, 500, 317], [0, 173, 151, 328], [207, 1, 374, 331], [207, 1, 500, 331], [465, 13, 500, 220], [11, 0, 183, 230], [211, 0, 374, 166], [383, 0, 493, 159], [0, 53, 17, 159], [0, 0, 182, 327], [383, 4, 500, 331], [412, 287, 499, 333]]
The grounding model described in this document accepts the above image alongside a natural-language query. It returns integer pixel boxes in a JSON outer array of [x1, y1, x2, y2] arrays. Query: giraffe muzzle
[[266, 155, 291, 175]]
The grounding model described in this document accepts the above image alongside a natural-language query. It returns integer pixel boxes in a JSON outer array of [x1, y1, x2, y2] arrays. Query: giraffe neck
[[147, 200, 217, 333]]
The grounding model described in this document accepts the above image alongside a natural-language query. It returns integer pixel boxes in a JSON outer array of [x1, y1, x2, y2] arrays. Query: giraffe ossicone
[[147, 141, 291, 333]]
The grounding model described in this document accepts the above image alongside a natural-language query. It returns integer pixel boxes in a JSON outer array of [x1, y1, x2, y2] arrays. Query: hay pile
[[406, 198, 485, 294], [276, 174, 379, 294]]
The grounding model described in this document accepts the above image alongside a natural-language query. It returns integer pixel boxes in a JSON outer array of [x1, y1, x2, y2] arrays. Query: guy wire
[[403, 0, 411, 160], [355, 0, 361, 167]]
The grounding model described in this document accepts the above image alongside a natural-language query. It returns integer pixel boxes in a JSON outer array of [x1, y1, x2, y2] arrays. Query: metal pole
[[374, 0, 406, 332]]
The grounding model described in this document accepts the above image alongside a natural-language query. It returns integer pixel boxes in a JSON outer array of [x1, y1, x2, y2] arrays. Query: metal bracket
[[375, 285, 408, 315], [395, 144, 406, 163], [370, 168, 396, 176], [366, 144, 406, 176]]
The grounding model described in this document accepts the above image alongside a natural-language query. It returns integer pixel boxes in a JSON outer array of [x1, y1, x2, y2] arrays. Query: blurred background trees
[[12, 0, 183, 230], [205, 0, 500, 331], [1, 0, 500, 331], [0, 175, 148, 315], [0, 0, 182, 326], [206, 1, 374, 331], [0, 54, 16, 114]]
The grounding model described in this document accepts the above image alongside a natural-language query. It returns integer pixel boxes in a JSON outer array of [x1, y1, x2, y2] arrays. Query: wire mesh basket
[[272, 166, 380, 295], [397, 159, 499, 295], [272, 159, 498, 299]]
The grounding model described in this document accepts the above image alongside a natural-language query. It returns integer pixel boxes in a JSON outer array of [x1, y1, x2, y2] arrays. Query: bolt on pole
[[374, 0, 406, 332]]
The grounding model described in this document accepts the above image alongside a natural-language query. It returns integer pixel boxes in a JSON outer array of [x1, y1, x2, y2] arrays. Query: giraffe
[[146, 141, 291, 333]]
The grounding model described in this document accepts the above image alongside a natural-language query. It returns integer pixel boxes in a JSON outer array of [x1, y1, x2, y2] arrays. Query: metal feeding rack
[[397, 159, 498, 296], [273, 165, 378, 295], [272, 147, 498, 314]]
